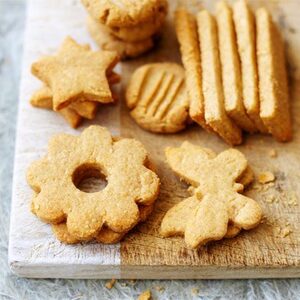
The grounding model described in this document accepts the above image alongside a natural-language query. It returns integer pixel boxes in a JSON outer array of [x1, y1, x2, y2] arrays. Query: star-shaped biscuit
[[31, 37, 119, 111]]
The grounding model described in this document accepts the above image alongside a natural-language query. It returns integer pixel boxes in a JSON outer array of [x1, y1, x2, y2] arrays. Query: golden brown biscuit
[[108, 7, 167, 42], [126, 63, 189, 133], [174, 8, 208, 130], [216, 1, 256, 133], [197, 10, 242, 145], [31, 86, 98, 120], [233, 0, 267, 133], [160, 142, 262, 249], [52, 204, 154, 244], [81, 0, 168, 28], [30, 87, 82, 128], [224, 224, 241, 239], [256, 8, 292, 142], [31, 37, 119, 110], [87, 17, 155, 59], [27, 126, 160, 240]]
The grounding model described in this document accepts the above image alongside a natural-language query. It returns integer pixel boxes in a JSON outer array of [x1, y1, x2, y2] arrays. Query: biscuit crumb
[[286, 191, 298, 206], [265, 195, 275, 203], [275, 226, 292, 238], [191, 287, 199, 295], [154, 285, 165, 292], [269, 149, 277, 158], [138, 290, 151, 300], [258, 171, 275, 184], [105, 279, 116, 289], [129, 279, 137, 285], [120, 282, 128, 287], [281, 227, 292, 237]]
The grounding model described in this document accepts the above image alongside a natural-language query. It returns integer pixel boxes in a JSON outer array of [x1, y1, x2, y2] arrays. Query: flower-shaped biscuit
[[27, 126, 160, 240]]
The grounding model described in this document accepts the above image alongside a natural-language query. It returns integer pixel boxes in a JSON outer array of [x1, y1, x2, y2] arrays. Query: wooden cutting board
[[8, 0, 300, 279]]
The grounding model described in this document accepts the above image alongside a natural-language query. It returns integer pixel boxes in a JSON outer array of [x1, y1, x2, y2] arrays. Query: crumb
[[154, 285, 165, 292], [265, 195, 275, 203], [129, 279, 137, 285], [191, 288, 199, 295], [260, 215, 267, 224], [105, 279, 116, 290], [286, 191, 298, 206], [138, 290, 151, 300], [275, 225, 292, 238], [258, 171, 276, 184], [269, 149, 277, 158], [281, 227, 292, 237]]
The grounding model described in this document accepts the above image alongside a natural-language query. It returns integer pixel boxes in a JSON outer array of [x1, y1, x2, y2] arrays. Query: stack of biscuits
[[82, 0, 169, 59], [27, 126, 160, 245], [174, 0, 292, 145], [30, 37, 120, 128]]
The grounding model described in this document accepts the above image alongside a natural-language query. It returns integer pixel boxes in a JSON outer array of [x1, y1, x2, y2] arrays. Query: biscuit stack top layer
[[175, 0, 292, 144], [30, 37, 120, 128], [82, 0, 169, 59]]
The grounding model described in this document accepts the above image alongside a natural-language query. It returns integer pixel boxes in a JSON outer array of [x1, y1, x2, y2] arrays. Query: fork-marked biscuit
[[126, 63, 189, 133]]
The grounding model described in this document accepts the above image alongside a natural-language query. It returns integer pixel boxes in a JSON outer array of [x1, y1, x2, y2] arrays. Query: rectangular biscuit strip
[[197, 10, 242, 145], [233, 0, 267, 133], [174, 8, 209, 131], [256, 8, 292, 142], [216, 1, 256, 133]]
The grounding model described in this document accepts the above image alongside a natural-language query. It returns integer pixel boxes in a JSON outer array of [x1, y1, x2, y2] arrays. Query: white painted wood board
[[8, 0, 300, 279]]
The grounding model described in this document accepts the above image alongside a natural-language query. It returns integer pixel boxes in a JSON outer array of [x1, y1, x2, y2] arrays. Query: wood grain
[[9, 0, 300, 278], [120, 0, 300, 278]]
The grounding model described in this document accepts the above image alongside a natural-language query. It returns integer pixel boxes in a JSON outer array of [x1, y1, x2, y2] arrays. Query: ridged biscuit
[[126, 63, 189, 133], [233, 0, 267, 133], [82, 0, 168, 28], [256, 8, 292, 142], [174, 8, 208, 130], [197, 10, 242, 145], [87, 17, 154, 59], [216, 1, 256, 133]]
